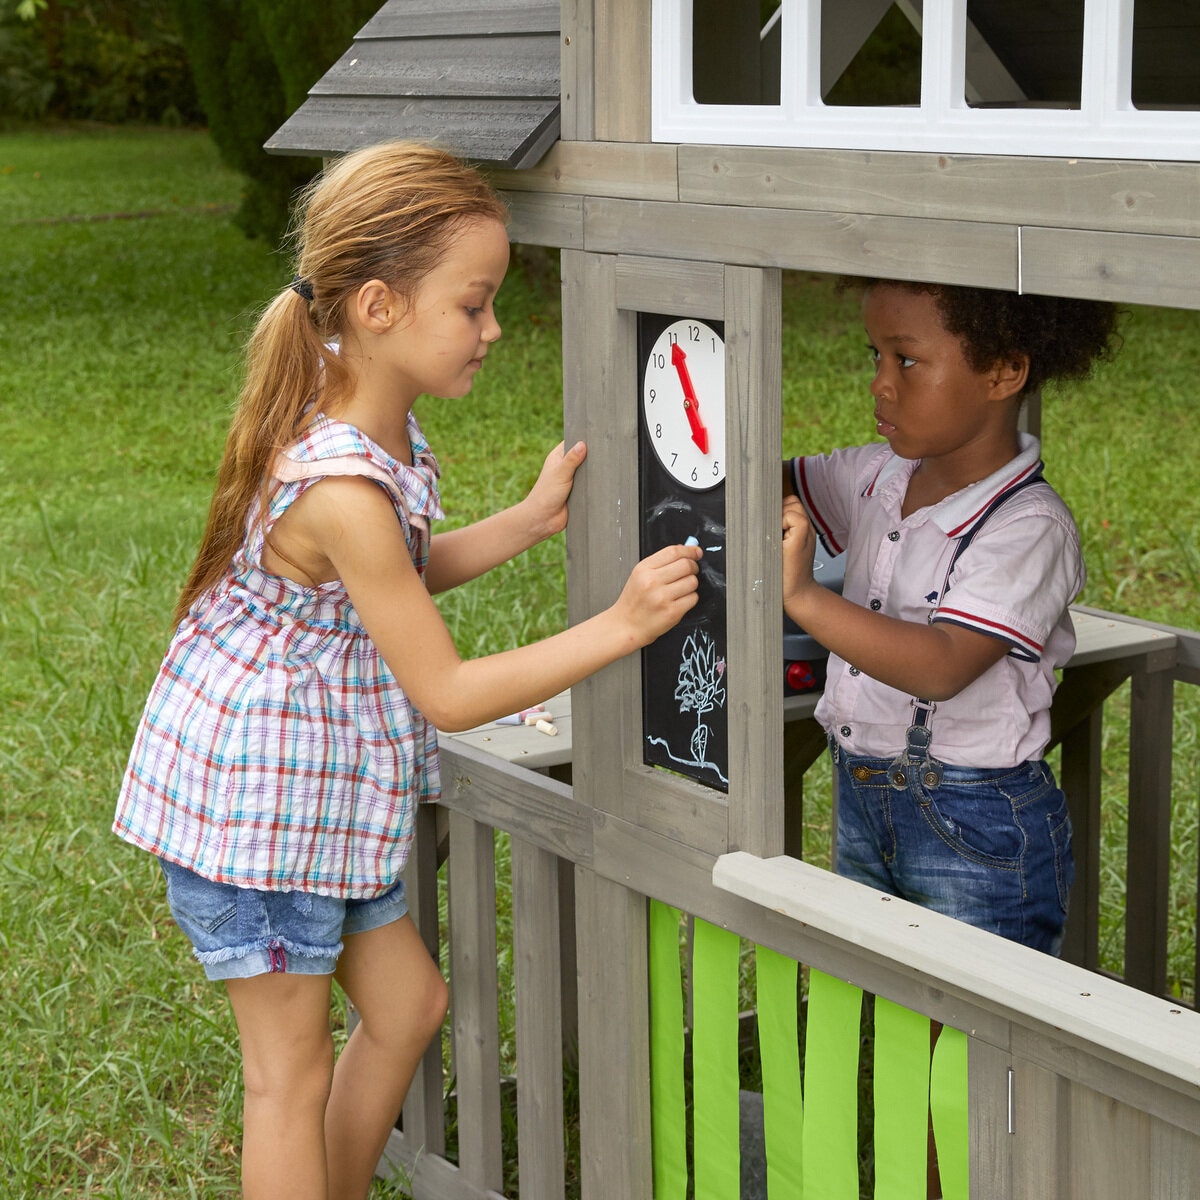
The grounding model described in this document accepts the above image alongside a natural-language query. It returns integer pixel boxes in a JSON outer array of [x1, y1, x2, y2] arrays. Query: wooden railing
[[372, 605, 1200, 1198]]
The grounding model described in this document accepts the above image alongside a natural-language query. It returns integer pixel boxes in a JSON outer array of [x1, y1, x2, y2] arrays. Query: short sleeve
[[933, 499, 1085, 662], [790, 444, 889, 557]]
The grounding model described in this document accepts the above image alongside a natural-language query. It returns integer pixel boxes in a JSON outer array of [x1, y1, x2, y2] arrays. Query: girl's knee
[[424, 970, 450, 1036], [242, 1030, 336, 1111]]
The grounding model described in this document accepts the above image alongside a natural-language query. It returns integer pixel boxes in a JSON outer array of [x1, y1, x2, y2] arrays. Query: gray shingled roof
[[266, 0, 560, 169]]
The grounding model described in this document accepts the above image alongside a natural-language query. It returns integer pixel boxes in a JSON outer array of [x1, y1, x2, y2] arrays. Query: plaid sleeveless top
[[113, 413, 442, 898]]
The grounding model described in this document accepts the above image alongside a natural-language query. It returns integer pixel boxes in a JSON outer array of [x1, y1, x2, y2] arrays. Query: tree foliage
[[1, 0, 201, 124], [170, 0, 383, 243]]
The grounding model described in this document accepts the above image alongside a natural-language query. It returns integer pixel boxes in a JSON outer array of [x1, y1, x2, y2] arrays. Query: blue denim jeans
[[831, 741, 1074, 955]]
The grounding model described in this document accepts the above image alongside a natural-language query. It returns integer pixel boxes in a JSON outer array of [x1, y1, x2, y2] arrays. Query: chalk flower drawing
[[674, 630, 727, 767]]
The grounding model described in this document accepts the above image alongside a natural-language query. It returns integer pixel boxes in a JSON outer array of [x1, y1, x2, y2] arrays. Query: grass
[[1, 124, 1196, 1197]]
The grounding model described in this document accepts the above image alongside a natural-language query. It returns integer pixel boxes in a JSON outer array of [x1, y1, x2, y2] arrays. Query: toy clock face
[[640, 317, 726, 491]]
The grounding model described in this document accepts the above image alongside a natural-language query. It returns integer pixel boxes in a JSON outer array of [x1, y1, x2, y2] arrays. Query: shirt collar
[[866, 433, 1044, 537]]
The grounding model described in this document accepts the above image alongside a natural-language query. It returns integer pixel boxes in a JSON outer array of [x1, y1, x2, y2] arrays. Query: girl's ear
[[990, 353, 1030, 402], [353, 279, 403, 333]]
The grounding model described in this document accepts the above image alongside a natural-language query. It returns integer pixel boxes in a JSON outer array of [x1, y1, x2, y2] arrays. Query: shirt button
[[840, 725, 852, 738], [869, 599, 882, 611], [887, 530, 900, 542], [849, 666, 861, 676]]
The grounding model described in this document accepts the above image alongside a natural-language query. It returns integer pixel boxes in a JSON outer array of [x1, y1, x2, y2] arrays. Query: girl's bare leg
[[325, 915, 449, 1200], [226, 972, 337, 1200]]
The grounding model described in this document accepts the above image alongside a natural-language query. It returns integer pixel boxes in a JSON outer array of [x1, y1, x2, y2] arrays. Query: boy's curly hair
[[848, 279, 1122, 395]]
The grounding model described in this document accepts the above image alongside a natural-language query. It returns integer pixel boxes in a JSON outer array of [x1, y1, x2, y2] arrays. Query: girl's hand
[[781, 495, 819, 613], [612, 543, 702, 647], [522, 440, 588, 541]]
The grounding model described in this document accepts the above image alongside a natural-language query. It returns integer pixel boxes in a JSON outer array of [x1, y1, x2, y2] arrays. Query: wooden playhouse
[[268, 2, 1200, 1196]]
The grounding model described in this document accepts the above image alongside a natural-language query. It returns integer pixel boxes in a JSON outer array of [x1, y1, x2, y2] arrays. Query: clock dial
[[641, 317, 725, 490]]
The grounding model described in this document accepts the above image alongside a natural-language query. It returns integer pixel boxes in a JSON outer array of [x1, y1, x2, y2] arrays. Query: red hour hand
[[670, 342, 709, 454]]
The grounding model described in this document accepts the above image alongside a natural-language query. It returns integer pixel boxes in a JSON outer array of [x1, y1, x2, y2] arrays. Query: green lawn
[[0, 124, 1195, 1197]]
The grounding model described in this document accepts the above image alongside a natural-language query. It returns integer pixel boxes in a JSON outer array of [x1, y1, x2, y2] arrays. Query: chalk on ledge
[[496, 705, 547, 726], [535, 718, 559, 736]]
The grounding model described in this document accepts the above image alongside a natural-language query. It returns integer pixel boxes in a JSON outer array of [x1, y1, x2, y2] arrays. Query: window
[[653, 0, 1200, 160]]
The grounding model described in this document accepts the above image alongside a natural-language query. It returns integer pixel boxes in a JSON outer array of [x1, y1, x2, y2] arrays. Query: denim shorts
[[159, 858, 409, 981], [830, 742, 1074, 955]]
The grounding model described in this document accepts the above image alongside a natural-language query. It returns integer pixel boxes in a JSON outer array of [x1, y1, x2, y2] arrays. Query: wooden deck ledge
[[712, 849, 1200, 1110]]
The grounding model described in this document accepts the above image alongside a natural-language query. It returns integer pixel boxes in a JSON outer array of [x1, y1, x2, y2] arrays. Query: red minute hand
[[670, 342, 709, 454]]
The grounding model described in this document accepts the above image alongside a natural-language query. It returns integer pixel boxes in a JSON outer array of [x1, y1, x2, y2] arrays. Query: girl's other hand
[[781, 495, 819, 611], [613, 543, 702, 648], [523, 440, 587, 541]]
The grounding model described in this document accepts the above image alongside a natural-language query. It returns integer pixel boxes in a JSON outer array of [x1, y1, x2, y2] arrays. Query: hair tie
[[291, 276, 314, 303]]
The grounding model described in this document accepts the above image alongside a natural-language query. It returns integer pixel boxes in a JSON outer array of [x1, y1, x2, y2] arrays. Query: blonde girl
[[114, 141, 700, 1200]]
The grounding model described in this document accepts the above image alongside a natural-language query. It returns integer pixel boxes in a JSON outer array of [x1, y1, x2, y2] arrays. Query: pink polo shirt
[[790, 435, 1084, 768]]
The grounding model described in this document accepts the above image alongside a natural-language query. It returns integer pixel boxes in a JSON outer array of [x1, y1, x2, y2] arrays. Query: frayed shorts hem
[[158, 857, 408, 982]]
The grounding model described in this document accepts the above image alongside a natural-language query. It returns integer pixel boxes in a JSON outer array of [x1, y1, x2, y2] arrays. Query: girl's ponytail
[[173, 288, 345, 625], [173, 140, 507, 627]]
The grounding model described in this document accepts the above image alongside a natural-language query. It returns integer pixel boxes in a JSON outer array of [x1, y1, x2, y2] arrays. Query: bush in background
[[171, 0, 383, 243], [0, 0, 202, 123]]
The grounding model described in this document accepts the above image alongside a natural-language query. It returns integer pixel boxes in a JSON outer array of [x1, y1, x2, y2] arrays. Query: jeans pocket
[[1047, 800, 1075, 916]]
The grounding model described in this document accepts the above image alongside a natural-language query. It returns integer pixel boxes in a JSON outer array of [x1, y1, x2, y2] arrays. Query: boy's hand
[[781, 496, 819, 612], [522, 440, 587, 541], [612, 544, 702, 647]]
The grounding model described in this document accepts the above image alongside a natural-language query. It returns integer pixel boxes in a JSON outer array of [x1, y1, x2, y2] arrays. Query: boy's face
[[862, 285, 1016, 471]]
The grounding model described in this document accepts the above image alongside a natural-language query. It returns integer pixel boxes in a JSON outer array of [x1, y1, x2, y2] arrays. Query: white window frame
[[652, 0, 1200, 162]]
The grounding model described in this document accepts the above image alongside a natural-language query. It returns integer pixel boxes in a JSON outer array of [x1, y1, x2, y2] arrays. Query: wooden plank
[[440, 690, 573, 770], [1007, 1058, 1062, 1200], [360, 0, 560, 39], [1124, 667, 1175, 996], [575, 866, 653, 1198], [1020, 226, 1200, 310], [489, 141, 679, 202], [1010, 1019, 1200, 1141], [1073, 605, 1200, 681], [968, 1037, 1016, 1200], [594, 0, 650, 142], [714, 853, 1200, 1106], [1062, 1077, 1151, 1198], [723, 264, 784, 856], [613, 253, 722, 317], [1151, 1117, 1200, 1199], [498, 190, 583, 249], [582, 198, 1018, 287], [560, 249, 634, 820], [558, 0, 591, 142], [400, 802, 446, 1157], [267, 96, 560, 168], [447, 811, 504, 1191], [1067, 608, 1179, 668], [312, 35, 560, 98], [511, 837, 566, 1199], [437, 738, 593, 865], [1059, 708, 1102, 972], [619, 766, 729, 855], [380, 1127, 507, 1199], [679, 145, 1200, 240], [782, 717, 829, 859]]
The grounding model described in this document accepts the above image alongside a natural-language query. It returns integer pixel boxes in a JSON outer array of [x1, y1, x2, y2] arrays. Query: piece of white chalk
[[684, 535, 700, 547], [535, 719, 559, 736]]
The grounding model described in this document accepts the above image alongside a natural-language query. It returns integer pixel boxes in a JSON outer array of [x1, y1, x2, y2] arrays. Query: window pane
[[822, 3, 921, 108], [965, 0, 1084, 110], [692, 0, 781, 105], [1132, 0, 1200, 110]]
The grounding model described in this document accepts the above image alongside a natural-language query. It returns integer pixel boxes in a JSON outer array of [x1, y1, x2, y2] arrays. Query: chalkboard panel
[[637, 311, 729, 792]]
